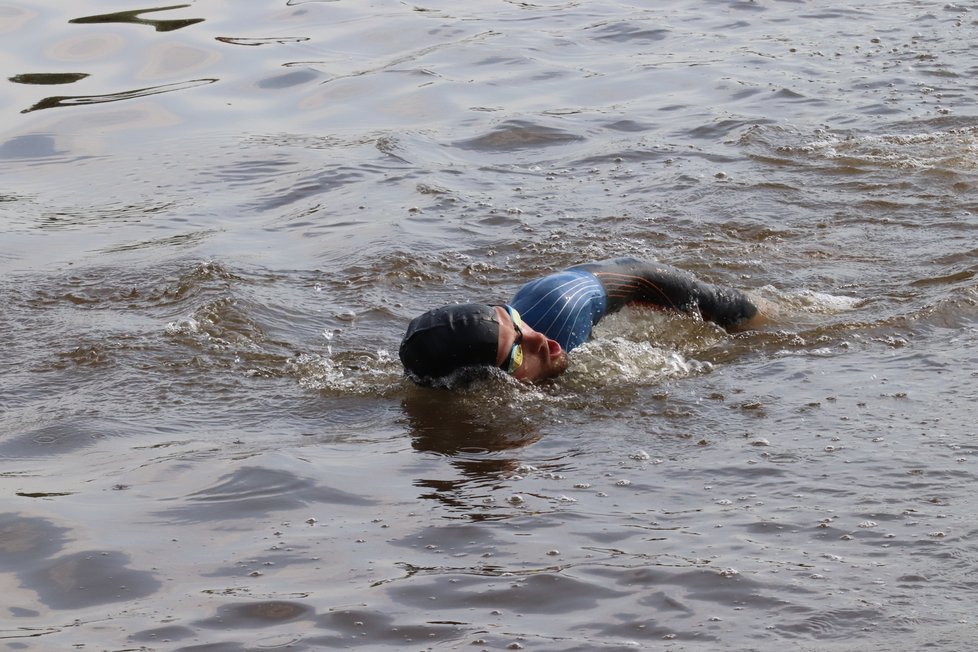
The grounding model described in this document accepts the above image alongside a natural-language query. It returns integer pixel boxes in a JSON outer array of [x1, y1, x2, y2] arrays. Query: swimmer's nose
[[522, 329, 549, 353]]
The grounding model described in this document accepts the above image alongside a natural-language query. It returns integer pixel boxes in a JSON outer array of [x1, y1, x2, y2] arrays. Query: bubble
[[566, 325, 713, 388], [777, 288, 864, 314], [286, 352, 402, 395], [164, 316, 201, 335]]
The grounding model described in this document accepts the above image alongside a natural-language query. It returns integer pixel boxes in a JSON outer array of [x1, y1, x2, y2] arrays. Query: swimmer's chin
[[553, 352, 569, 376]]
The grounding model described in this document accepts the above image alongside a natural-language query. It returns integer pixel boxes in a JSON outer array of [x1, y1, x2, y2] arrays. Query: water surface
[[2, 1, 978, 649]]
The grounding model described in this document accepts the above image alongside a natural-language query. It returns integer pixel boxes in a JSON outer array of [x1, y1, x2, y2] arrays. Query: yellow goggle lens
[[505, 306, 524, 375]]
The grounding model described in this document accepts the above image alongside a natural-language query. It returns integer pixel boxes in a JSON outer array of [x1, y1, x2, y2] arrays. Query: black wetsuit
[[509, 257, 757, 351]]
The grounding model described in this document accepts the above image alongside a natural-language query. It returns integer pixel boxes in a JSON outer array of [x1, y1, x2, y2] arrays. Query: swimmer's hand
[[732, 293, 778, 331]]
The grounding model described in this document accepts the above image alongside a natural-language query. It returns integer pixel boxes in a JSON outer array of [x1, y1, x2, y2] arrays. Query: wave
[[740, 124, 978, 174]]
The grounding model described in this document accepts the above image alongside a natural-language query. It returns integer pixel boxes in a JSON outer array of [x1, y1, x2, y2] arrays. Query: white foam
[[802, 127, 978, 172], [565, 337, 712, 387], [768, 287, 863, 314], [164, 316, 201, 335], [288, 350, 403, 395]]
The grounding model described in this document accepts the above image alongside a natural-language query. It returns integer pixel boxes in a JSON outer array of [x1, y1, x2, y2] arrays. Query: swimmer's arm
[[575, 258, 771, 331]]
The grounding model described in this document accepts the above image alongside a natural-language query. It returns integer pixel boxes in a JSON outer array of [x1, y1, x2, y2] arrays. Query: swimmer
[[399, 257, 772, 385]]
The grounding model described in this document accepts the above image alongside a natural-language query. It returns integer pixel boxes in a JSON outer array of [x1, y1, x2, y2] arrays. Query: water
[[2, 1, 978, 649]]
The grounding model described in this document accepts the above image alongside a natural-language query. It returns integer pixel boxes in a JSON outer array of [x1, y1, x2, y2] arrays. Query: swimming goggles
[[501, 305, 524, 375]]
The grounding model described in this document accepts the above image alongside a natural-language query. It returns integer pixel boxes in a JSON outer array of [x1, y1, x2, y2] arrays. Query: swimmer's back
[[509, 267, 607, 351]]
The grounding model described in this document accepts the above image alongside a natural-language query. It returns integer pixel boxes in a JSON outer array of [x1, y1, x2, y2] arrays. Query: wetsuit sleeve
[[571, 257, 758, 330]]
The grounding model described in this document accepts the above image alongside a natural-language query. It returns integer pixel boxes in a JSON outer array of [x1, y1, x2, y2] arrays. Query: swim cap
[[399, 303, 500, 382]]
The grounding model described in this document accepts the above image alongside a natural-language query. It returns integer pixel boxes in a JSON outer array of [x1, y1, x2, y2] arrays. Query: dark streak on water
[[2, 0, 978, 650]]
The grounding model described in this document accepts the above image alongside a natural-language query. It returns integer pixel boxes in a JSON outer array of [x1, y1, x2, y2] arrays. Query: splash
[[762, 287, 864, 315], [565, 338, 712, 388], [741, 124, 978, 174], [287, 350, 404, 396], [802, 129, 978, 172]]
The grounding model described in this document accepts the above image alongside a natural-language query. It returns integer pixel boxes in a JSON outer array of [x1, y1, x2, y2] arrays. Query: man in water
[[399, 257, 770, 385]]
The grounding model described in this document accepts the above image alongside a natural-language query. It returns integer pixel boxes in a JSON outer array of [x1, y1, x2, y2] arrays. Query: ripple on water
[[128, 624, 196, 644], [455, 120, 585, 152], [740, 123, 978, 175], [0, 420, 110, 459], [158, 466, 376, 523], [22, 261, 240, 310], [312, 608, 462, 649], [193, 600, 315, 629], [772, 606, 893, 639], [387, 571, 627, 614]]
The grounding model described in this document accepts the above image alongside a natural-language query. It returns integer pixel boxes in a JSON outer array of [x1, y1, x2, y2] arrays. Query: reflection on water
[[0, 133, 63, 158], [21, 78, 218, 114], [2, 0, 978, 649], [0, 513, 70, 563], [24, 550, 161, 610], [69, 5, 204, 33], [9, 72, 89, 85], [0, 513, 159, 611], [402, 387, 541, 455]]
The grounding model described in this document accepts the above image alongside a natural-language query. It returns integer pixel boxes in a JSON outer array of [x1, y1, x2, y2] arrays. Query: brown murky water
[[2, 1, 978, 650]]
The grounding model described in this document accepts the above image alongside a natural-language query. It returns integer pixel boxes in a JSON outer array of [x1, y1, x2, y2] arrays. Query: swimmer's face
[[494, 305, 568, 383]]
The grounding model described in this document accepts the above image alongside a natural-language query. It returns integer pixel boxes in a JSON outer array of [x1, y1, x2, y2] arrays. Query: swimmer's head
[[399, 303, 569, 386], [399, 303, 501, 384]]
